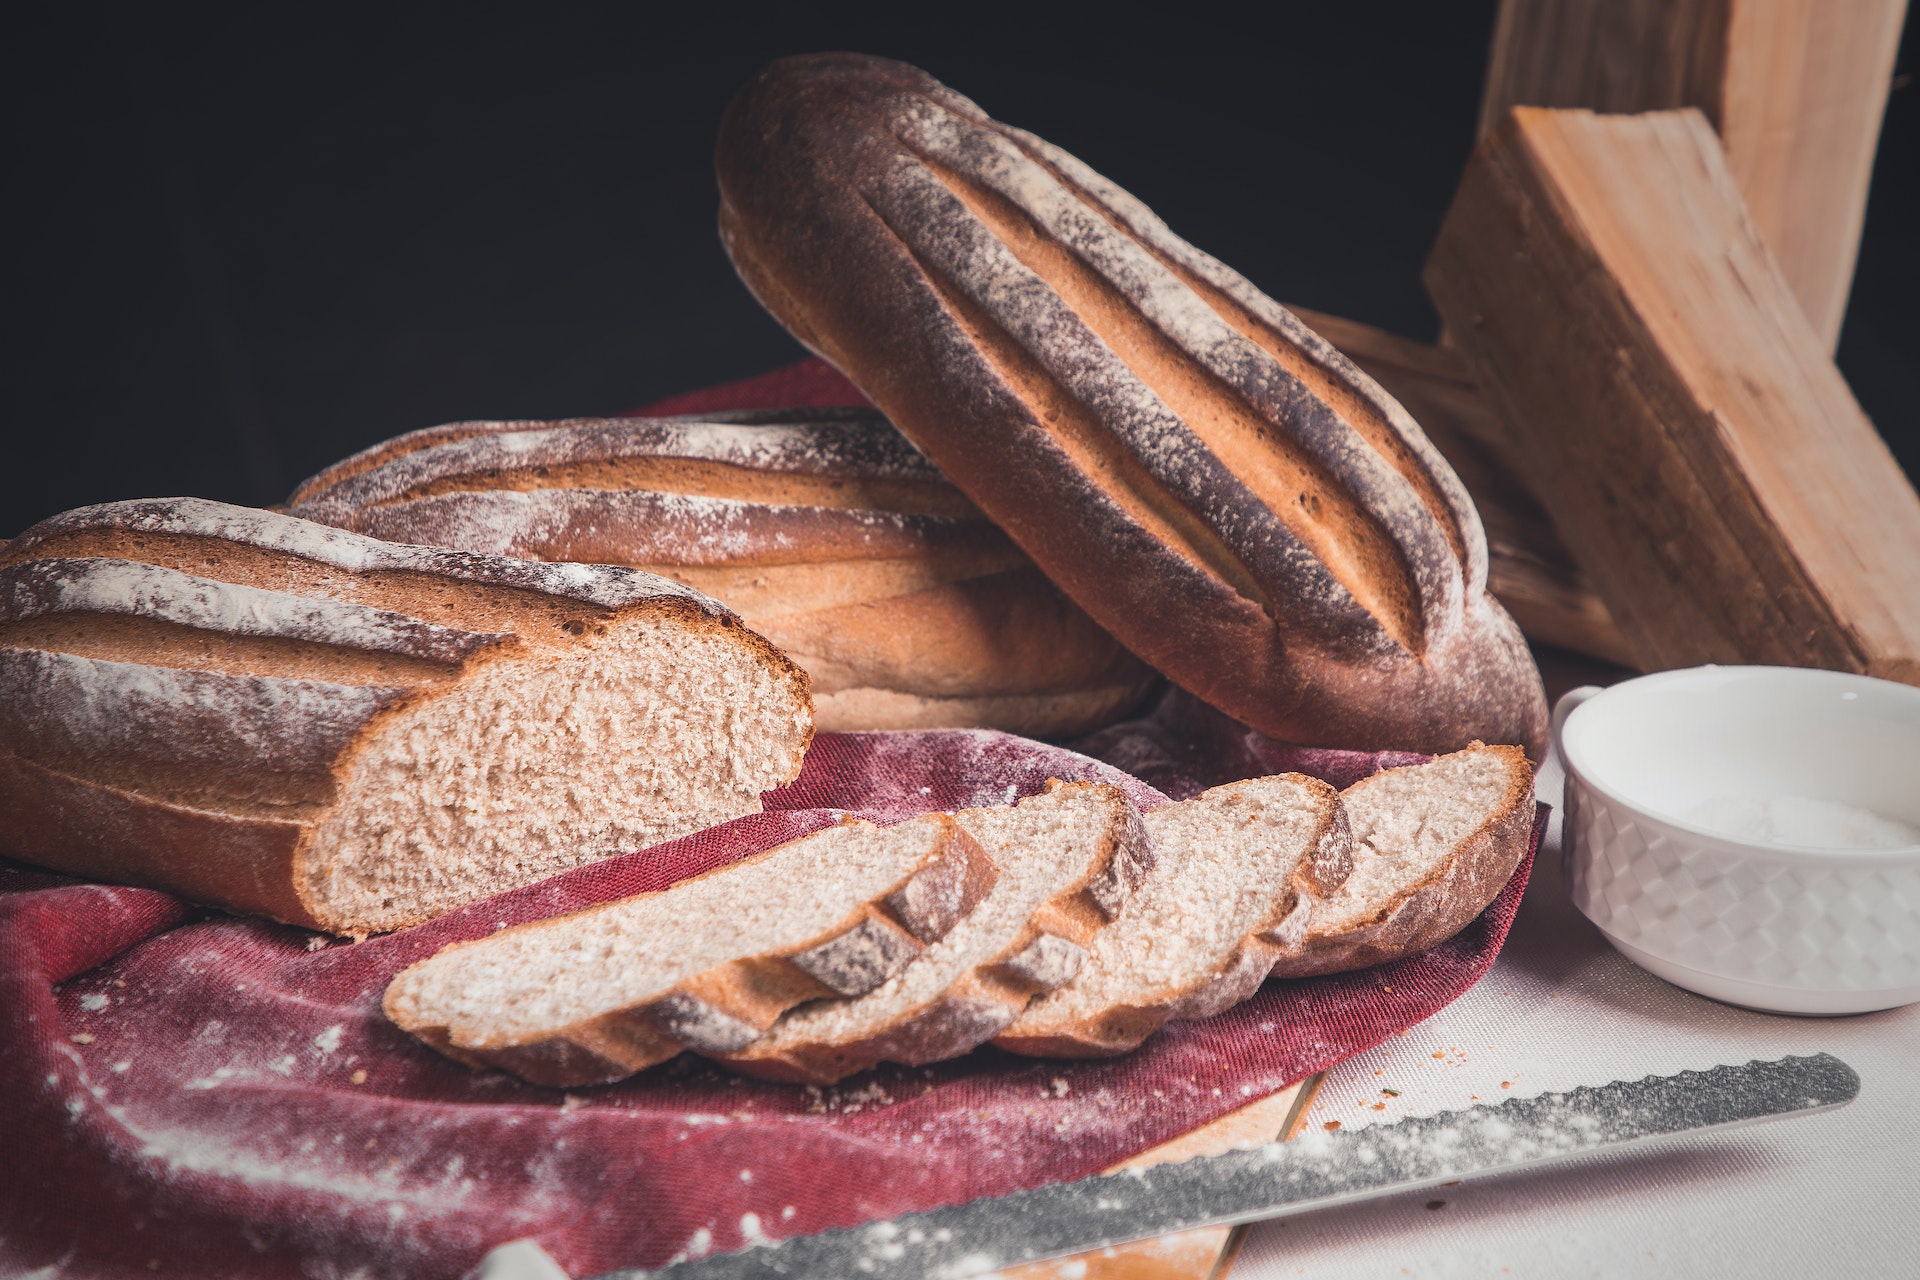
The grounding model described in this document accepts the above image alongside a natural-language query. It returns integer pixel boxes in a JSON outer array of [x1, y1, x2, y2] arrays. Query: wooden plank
[[990, 1074, 1323, 1280], [1426, 106, 1920, 684], [1477, 0, 1908, 348], [1292, 306, 1632, 666]]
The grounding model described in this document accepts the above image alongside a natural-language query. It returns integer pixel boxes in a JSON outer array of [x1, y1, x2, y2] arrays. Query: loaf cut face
[[384, 812, 996, 1086], [286, 409, 1156, 738], [714, 780, 1152, 1083], [715, 54, 1549, 756], [0, 499, 814, 934], [997, 774, 1349, 1057], [1267, 744, 1534, 977]]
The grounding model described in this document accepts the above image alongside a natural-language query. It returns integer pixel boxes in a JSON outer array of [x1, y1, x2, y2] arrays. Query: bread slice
[[1266, 744, 1535, 978], [383, 813, 997, 1086], [715, 780, 1152, 1083], [284, 408, 1157, 738], [0, 498, 814, 935], [995, 774, 1349, 1057]]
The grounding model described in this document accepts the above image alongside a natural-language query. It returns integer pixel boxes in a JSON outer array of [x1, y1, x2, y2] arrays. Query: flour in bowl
[[1682, 796, 1920, 849]]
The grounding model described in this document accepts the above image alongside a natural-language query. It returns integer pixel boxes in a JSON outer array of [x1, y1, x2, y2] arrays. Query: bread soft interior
[[307, 613, 810, 931], [1309, 749, 1518, 935], [386, 815, 950, 1047], [1011, 776, 1326, 1033], [743, 784, 1117, 1054]]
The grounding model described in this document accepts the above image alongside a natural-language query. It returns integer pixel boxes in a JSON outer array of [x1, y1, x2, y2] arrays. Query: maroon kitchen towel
[[0, 361, 1543, 1278], [634, 355, 872, 416], [0, 726, 1541, 1280]]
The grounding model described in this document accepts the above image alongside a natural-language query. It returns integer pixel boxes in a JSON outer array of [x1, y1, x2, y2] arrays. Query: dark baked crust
[[714, 54, 1548, 756]]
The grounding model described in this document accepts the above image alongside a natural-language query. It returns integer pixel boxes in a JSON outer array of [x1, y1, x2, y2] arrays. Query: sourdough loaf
[[1267, 744, 1534, 978], [0, 498, 814, 935], [715, 54, 1549, 757], [995, 773, 1349, 1057], [384, 812, 996, 1086], [715, 780, 1152, 1083], [286, 409, 1157, 737]]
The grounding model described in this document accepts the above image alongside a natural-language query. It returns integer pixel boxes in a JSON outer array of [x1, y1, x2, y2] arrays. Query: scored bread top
[[0, 498, 815, 934], [282, 409, 1158, 737], [716, 54, 1548, 754], [5, 496, 722, 614], [284, 409, 1007, 570]]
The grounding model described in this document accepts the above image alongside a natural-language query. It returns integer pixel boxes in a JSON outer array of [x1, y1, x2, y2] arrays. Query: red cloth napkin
[[0, 365, 1544, 1279], [634, 356, 872, 415]]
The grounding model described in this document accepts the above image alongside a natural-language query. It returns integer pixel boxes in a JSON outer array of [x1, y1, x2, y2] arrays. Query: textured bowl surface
[[1556, 665, 1920, 1015]]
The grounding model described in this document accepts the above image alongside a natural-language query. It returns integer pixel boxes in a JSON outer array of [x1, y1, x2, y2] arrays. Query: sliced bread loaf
[[995, 774, 1349, 1057], [1266, 744, 1534, 978], [383, 813, 996, 1086], [0, 498, 814, 935], [715, 780, 1152, 1083]]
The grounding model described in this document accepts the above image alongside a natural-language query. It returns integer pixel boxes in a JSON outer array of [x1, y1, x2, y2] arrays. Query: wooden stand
[[1478, 0, 1908, 349], [1426, 106, 1920, 682], [1294, 307, 1631, 667], [993, 1075, 1324, 1280]]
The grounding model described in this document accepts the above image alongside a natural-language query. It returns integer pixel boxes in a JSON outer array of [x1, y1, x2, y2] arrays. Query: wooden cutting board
[[990, 1072, 1326, 1280]]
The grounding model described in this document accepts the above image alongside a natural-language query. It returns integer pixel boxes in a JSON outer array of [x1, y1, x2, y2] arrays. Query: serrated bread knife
[[579, 1054, 1857, 1280]]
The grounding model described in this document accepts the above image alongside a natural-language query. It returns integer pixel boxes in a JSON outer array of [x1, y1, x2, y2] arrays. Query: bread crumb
[[70, 1033, 94, 1044], [350, 1069, 367, 1085]]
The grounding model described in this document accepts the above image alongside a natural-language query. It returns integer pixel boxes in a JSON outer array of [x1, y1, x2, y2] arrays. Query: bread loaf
[[384, 812, 996, 1086], [1267, 744, 1534, 978], [286, 409, 1157, 738], [715, 780, 1152, 1083], [0, 498, 814, 935], [715, 54, 1549, 757], [995, 773, 1348, 1057]]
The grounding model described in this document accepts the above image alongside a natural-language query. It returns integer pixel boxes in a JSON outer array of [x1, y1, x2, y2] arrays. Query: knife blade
[[592, 1053, 1857, 1280]]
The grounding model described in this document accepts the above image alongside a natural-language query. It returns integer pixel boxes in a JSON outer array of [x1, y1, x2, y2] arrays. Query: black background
[[4, 5, 1915, 538]]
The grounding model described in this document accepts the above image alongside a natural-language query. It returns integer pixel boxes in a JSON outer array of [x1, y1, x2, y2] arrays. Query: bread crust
[[716, 781, 1153, 1084], [715, 54, 1548, 756], [0, 498, 814, 935], [1266, 745, 1535, 978], [383, 815, 998, 1087], [286, 410, 1157, 737]]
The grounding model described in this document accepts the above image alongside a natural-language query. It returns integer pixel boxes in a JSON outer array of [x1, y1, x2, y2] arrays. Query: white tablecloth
[[1234, 752, 1920, 1278]]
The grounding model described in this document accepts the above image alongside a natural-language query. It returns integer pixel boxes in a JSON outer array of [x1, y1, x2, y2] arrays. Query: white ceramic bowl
[[1555, 665, 1920, 1015]]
